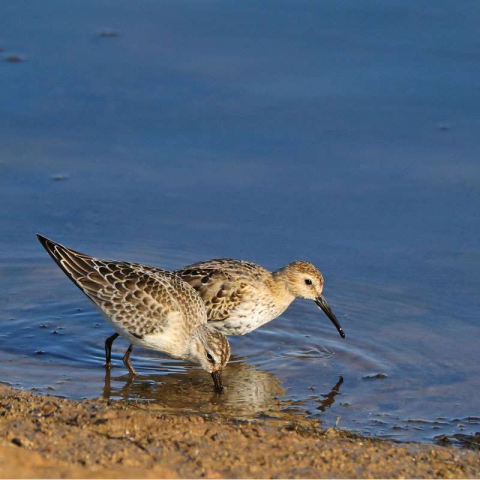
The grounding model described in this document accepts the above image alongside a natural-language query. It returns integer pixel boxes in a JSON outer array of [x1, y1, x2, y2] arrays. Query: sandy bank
[[0, 385, 478, 478]]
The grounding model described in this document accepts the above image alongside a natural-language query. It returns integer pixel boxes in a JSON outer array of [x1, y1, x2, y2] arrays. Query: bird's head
[[276, 261, 345, 339], [189, 325, 231, 393]]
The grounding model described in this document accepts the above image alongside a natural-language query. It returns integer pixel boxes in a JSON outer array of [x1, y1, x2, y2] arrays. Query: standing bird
[[101, 258, 345, 362], [36, 235, 230, 393], [175, 259, 345, 337]]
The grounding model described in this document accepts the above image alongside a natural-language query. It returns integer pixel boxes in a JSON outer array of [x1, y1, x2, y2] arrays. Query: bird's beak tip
[[211, 370, 224, 393], [315, 294, 346, 339]]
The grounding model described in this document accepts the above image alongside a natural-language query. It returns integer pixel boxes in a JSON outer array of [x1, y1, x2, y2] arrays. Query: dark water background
[[1, 1, 479, 446]]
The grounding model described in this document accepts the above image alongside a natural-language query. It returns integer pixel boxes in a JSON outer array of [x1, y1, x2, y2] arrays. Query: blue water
[[1, 0, 479, 446]]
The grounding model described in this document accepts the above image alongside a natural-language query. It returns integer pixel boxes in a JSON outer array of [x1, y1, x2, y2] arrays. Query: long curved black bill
[[314, 294, 345, 338], [211, 371, 224, 393]]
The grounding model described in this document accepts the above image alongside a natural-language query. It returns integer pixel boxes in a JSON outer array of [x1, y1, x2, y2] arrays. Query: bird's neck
[[269, 269, 296, 306]]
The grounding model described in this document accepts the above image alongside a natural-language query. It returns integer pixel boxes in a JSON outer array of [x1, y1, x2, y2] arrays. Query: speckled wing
[[37, 235, 206, 338], [175, 259, 269, 322]]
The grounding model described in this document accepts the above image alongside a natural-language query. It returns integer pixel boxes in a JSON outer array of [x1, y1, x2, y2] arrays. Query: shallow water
[[1, 1, 480, 446]]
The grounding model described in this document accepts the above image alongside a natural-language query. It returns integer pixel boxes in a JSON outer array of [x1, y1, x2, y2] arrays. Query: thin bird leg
[[103, 368, 112, 400], [104, 333, 119, 368], [122, 344, 138, 376]]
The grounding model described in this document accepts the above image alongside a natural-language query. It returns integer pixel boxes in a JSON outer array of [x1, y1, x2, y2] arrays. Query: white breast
[[215, 297, 292, 336]]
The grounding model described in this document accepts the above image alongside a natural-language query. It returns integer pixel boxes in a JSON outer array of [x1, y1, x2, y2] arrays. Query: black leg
[[105, 333, 119, 368], [123, 344, 138, 376]]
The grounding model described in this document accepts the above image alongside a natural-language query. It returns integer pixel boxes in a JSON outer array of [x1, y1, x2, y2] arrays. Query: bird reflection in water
[[315, 376, 343, 412], [102, 358, 344, 419]]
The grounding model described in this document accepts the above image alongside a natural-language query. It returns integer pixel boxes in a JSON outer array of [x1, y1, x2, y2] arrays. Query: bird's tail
[[36, 234, 99, 292]]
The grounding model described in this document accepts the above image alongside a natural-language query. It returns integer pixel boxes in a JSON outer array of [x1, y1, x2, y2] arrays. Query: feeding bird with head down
[[36, 234, 230, 393]]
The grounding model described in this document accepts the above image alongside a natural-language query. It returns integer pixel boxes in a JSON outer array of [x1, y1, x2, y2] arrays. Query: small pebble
[[363, 373, 388, 380], [11, 438, 25, 447], [98, 29, 120, 37], [51, 174, 69, 181], [5, 54, 23, 63]]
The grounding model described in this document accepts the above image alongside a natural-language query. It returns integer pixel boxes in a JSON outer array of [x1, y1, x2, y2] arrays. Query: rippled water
[[1, 0, 480, 446]]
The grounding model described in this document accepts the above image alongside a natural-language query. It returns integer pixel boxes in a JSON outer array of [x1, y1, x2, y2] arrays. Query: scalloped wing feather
[[37, 235, 206, 338]]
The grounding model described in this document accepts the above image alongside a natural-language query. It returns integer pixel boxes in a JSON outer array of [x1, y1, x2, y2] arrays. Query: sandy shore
[[0, 384, 479, 479]]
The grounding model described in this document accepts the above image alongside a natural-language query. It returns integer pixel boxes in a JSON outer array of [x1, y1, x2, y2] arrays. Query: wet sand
[[1, 385, 479, 479]]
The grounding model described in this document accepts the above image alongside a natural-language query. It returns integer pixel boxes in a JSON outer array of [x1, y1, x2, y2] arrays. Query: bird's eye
[[305, 279, 313, 286], [206, 352, 214, 362]]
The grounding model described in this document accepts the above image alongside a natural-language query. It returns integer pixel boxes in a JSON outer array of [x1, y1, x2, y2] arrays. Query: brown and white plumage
[[175, 259, 271, 323], [175, 259, 346, 337], [36, 235, 230, 392]]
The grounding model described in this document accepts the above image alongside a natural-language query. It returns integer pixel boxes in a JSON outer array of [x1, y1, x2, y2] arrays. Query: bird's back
[[37, 235, 207, 340], [177, 258, 271, 281]]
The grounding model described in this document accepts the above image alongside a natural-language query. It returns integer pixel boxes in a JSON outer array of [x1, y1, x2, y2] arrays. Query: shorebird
[[175, 259, 345, 337], [101, 258, 345, 359], [36, 235, 230, 393]]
